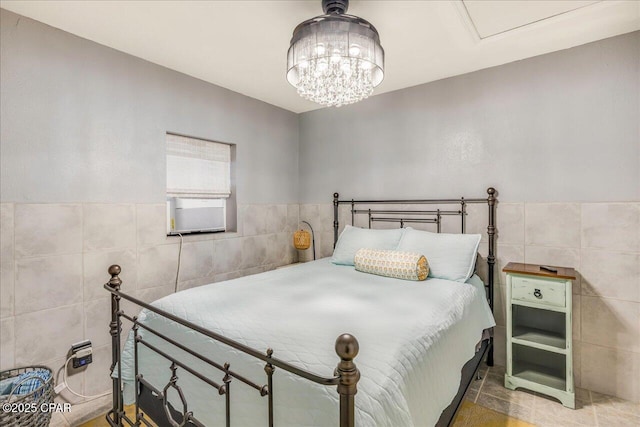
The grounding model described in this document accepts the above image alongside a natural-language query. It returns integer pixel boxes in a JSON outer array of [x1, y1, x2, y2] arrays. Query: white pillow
[[331, 225, 405, 266], [396, 228, 481, 282]]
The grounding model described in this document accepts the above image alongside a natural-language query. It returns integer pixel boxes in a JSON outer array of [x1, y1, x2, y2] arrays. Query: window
[[166, 133, 231, 198], [166, 133, 236, 235]]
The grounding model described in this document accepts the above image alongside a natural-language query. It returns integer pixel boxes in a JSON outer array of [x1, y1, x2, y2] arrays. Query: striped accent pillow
[[354, 248, 429, 281]]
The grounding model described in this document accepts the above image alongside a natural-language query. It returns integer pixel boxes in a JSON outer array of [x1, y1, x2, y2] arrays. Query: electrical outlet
[[71, 340, 93, 368]]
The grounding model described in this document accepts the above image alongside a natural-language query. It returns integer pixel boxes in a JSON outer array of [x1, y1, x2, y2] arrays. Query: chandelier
[[286, 0, 384, 107]]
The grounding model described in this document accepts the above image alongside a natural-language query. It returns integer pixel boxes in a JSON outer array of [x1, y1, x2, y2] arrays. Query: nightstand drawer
[[512, 276, 565, 308]]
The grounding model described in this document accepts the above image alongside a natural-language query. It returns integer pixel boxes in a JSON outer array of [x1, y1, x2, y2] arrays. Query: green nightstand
[[503, 262, 577, 409]]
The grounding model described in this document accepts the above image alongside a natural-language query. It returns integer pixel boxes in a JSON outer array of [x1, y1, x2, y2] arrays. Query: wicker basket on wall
[[293, 229, 311, 250]]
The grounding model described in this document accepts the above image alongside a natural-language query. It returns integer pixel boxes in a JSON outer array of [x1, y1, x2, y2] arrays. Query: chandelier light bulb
[[286, 0, 384, 107]]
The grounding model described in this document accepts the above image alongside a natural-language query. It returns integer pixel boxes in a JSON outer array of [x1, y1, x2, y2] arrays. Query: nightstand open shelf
[[503, 262, 576, 409], [512, 326, 566, 353], [512, 361, 567, 391], [511, 304, 566, 353]]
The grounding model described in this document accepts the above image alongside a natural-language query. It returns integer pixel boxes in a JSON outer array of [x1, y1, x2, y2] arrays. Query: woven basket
[[293, 229, 311, 250], [0, 366, 54, 427]]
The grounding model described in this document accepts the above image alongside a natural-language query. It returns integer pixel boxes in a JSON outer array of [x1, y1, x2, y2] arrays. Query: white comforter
[[119, 259, 495, 427]]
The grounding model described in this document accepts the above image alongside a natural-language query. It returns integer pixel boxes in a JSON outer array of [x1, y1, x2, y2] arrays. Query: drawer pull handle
[[534, 289, 542, 299]]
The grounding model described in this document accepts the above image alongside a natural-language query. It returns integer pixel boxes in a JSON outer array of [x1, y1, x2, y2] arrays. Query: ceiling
[[1, 1, 638, 113]]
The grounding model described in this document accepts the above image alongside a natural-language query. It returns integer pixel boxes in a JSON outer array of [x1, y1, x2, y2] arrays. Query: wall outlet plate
[[71, 340, 92, 369], [73, 354, 92, 368]]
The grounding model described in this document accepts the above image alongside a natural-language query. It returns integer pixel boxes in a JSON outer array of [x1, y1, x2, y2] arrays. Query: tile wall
[[0, 200, 637, 411], [0, 202, 298, 408], [299, 201, 640, 402]]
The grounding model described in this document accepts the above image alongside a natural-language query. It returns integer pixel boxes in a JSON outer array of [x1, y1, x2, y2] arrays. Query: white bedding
[[119, 259, 495, 427]]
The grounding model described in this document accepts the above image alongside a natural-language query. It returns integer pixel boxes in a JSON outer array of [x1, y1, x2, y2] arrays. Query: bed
[[105, 188, 498, 427]]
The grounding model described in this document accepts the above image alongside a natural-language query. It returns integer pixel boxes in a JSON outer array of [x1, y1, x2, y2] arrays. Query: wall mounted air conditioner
[[167, 198, 226, 235]]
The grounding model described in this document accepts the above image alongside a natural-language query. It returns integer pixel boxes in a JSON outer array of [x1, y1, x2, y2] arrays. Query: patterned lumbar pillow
[[354, 248, 429, 281]]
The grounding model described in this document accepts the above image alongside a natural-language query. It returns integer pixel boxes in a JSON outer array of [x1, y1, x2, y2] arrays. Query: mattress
[[118, 259, 495, 427]]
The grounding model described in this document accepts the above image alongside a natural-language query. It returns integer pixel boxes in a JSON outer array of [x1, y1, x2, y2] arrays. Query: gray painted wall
[[298, 32, 640, 203], [0, 9, 299, 204]]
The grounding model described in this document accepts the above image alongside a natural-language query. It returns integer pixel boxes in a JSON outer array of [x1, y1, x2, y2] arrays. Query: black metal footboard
[[104, 266, 360, 427]]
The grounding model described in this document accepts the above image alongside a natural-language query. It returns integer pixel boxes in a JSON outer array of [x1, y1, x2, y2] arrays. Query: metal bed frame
[[105, 187, 497, 427], [334, 187, 497, 426]]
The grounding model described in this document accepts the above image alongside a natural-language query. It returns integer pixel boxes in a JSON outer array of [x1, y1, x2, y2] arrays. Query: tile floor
[[468, 364, 640, 427], [453, 400, 535, 427]]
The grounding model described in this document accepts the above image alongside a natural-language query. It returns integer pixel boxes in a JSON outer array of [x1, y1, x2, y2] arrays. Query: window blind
[[166, 134, 231, 198]]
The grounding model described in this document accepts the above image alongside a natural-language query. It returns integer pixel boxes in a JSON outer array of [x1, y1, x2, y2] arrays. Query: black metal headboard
[[332, 187, 497, 366]]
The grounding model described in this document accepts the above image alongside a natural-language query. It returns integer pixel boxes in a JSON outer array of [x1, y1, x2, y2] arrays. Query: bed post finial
[[336, 333, 360, 427], [486, 187, 497, 367], [333, 193, 340, 249], [108, 264, 122, 289]]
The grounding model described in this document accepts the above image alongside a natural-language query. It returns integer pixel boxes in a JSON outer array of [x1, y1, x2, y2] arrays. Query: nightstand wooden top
[[503, 262, 577, 280]]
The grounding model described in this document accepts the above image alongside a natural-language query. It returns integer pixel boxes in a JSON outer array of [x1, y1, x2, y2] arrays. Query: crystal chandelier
[[286, 0, 384, 107]]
